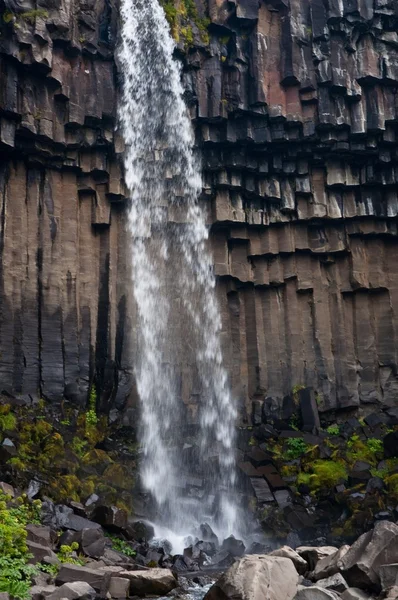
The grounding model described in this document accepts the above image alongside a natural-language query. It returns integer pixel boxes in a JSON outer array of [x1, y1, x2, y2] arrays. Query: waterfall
[[117, 0, 238, 542]]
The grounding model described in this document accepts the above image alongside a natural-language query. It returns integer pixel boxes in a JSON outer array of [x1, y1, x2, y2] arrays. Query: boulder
[[27, 541, 59, 565], [80, 528, 105, 559], [198, 523, 219, 545], [312, 546, 350, 581], [46, 582, 96, 600], [56, 565, 111, 596], [211, 550, 236, 568], [0, 594, 10, 600], [29, 585, 57, 600], [317, 573, 349, 593], [379, 564, 398, 590], [91, 506, 128, 531], [270, 546, 308, 575], [117, 569, 177, 596], [26, 525, 55, 549], [204, 555, 299, 600], [385, 586, 398, 599], [221, 535, 246, 557], [124, 521, 154, 542], [341, 590, 372, 600], [108, 577, 130, 599], [297, 547, 339, 572], [294, 587, 340, 599], [339, 521, 398, 590], [383, 431, 398, 459], [0, 481, 15, 497]]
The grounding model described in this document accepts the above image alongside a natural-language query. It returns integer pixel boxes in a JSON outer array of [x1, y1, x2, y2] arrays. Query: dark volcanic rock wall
[[0, 0, 132, 407], [1, 0, 398, 420], [184, 0, 398, 419]]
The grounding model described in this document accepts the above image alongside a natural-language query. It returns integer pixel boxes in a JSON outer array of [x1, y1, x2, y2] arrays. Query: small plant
[[366, 438, 383, 455], [86, 385, 98, 427], [20, 9, 49, 23], [292, 384, 305, 405], [289, 414, 300, 431], [38, 562, 59, 576], [0, 557, 38, 599], [60, 418, 70, 426], [0, 404, 16, 432], [326, 424, 340, 436], [248, 436, 256, 447], [285, 438, 308, 460], [58, 543, 84, 565], [107, 535, 136, 557]]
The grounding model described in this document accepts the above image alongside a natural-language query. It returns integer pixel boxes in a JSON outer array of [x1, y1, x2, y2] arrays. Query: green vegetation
[[285, 438, 308, 460], [346, 434, 383, 465], [107, 535, 136, 557], [158, 0, 210, 47], [326, 424, 340, 435], [0, 493, 43, 599], [2, 9, 48, 25], [86, 385, 98, 427], [292, 384, 304, 405], [0, 403, 17, 433], [58, 542, 84, 566], [298, 460, 348, 491]]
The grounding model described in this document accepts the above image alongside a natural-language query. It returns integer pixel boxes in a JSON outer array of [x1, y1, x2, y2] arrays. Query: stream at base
[[117, 0, 241, 541]]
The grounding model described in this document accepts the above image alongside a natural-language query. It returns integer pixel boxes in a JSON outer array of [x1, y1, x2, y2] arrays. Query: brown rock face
[[1, 0, 398, 418], [0, 0, 132, 407], [186, 0, 398, 418]]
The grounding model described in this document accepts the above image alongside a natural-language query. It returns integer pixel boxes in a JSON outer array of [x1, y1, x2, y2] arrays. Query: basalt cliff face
[[1, 0, 398, 421]]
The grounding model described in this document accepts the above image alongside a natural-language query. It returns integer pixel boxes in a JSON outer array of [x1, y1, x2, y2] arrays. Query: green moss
[[298, 460, 348, 491], [20, 9, 48, 22], [159, 0, 210, 47], [346, 434, 382, 466], [292, 384, 304, 405], [0, 404, 16, 432]]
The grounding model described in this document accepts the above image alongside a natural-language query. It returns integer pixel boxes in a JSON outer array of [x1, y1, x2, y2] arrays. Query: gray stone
[[29, 585, 57, 600], [27, 541, 59, 565], [117, 569, 177, 596], [297, 547, 338, 572], [204, 555, 299, 600], [108, 578, 130, 599], [0, 594, 10, 600], [341, 589, 372, 600], [317, 573, 349, 593], [26, 525, 55, 549], [56, 565, 111, 596], [46, 582, 96, 600], [312, 546, 350, 581], [221, 535, 245, 557], [0, 481, 15, 497], [270, 546, 308, 575], [339, 521, 398, 589], [80, 528, 105, 559], [379, 564, 398, 590], [294, 586, 341, 599], [250, 478, 274, 503]]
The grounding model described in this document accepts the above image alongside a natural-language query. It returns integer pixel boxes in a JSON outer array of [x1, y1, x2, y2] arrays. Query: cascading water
[[118, 0, 238, 544]]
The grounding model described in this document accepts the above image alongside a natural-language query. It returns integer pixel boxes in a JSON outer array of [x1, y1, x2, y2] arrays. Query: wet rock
[[124, 521, 154, 542], [172, 555, 193, 572], [27, 480, 41, 499], [198, 523, 219, 546], [270, 546, 308, 575], [247, 542, 272, 555], [339, 521, 398, 590], [312, 545, 350, 581], [211, 550, 236, 568], [117, 569, 177, 596], [317, 573, 349, 593], [250, 478, 275, 503], [366, 478, 384, 494], [46, 582, 96, 600], [220, 535, 245, 557], [91, 506, 128, 531], [383, 431, 398, 459], [299, 388, 320, 433], [56, 565, 111, 596], [204, 555, 299, 600]]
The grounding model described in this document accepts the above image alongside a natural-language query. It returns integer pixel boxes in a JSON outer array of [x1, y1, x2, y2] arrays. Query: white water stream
[[117, 0, 238, 544]]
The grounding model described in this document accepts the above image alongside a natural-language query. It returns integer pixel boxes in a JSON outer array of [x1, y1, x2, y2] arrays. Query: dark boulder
[[220, 535, 245, 557], [91, 506, 128, 531]]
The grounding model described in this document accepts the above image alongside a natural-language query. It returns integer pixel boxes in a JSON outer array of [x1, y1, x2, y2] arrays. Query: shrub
[[107, 535, 136, 557], [326, 424, 340, 436], [285, 438, 308, 460]]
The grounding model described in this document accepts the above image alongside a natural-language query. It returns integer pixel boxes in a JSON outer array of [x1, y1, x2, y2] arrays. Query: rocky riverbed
[[1, 479, 398, 600]]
